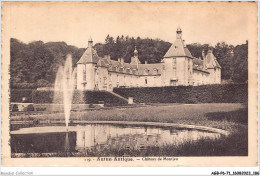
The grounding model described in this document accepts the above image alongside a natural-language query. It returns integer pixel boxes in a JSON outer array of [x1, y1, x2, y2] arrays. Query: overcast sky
[[8, 2, 254, 48]]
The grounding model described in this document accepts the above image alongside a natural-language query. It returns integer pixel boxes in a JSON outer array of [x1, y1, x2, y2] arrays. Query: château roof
[[77, 33, 220, 77], [164, 38, 193, 58], [77, 46, 101, 64], [205, 50, 221, 69], [193, 58, 209, 73], [107, 59, 161, 76], [77, 39, 162, 76], [138, 63, 162, 76]]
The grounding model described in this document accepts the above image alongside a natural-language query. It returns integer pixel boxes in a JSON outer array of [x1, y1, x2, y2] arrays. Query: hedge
[[32, 90, 128, 106], [10, 89, 33, 103], [113, 84, 248, 104], [10, 82, 53, 89]]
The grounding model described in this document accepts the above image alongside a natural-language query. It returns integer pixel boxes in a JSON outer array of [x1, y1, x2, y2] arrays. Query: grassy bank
[[11, 103, 245, 131], [11, 103, 248, 156]]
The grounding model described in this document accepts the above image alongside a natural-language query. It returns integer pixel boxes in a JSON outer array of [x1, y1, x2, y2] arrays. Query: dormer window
[[153, 68, 158, 75], [120, 67, 124, 72], [145, 69, 149, 75]]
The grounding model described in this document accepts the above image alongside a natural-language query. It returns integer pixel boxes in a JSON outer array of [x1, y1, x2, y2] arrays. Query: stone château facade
[[76, 28, 221, 91]]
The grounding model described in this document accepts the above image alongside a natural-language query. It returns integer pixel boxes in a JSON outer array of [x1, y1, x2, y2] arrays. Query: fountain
[[53, 54, 76, 130]]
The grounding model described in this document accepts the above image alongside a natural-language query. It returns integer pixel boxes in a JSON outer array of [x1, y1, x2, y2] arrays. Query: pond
[[11, 123, 222, 157]]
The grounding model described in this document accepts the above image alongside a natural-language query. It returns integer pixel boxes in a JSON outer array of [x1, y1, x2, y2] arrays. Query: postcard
[[1, 1, 258, 167]]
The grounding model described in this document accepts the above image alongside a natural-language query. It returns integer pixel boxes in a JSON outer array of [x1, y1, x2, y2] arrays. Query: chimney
[[176, 27, 182, 39], [202, 50, 207, 69], [121, 58, 124, 64], [88, 36, 93, 47], [118, 58, 120, 62], [145, 60, 148, 64], [202, 50, 207, 70], [208, 47, 213, 53], [202, 49, 206, 58]]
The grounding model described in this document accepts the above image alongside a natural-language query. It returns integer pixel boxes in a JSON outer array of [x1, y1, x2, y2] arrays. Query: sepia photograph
[[1, 1, 258, 168]]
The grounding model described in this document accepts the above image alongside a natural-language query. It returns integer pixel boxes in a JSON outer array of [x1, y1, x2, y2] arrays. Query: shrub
[[36, 79, 51, 88], [11, 104, 18, 112], [32, 90, 128, 106], [26, 104, 35, 111], [10, 82, 54, 89], [11, 83, 37, 89], [10, 89, 33, 103]]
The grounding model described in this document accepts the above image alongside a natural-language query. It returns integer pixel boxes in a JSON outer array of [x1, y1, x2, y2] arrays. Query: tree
[[214, 42, 234, 81], [232, 42, 248, 83], [105, 34, 114, 44]]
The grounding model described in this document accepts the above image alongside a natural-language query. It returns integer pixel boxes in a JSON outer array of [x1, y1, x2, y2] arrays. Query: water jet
[[53, 54, 76, 131]]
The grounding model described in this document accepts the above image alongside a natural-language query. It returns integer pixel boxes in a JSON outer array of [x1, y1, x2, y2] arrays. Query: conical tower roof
[[205, 49, 221, 69], [77, 37, 101, 64], [164, 28, 193, 58], [164, 39, 193, 58]]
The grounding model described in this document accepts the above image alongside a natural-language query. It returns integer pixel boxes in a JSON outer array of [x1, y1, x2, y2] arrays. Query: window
[[170, 80, 177, 86], [103, 77, 107, 85], [83, 71, 86, 81], [173, 68, 176, 78], [108, 73, 111, 81], [83, 65, 86, 81], [172, 58, 176, 68], [145, 77, 148, 85]]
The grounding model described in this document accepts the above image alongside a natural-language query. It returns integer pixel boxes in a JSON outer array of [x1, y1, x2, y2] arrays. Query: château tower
[[162, 27, 193, 86], [76, 37, 99, 90]]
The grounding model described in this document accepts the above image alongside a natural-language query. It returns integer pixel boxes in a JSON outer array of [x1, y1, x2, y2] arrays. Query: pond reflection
[[11, 124, 221, 156]]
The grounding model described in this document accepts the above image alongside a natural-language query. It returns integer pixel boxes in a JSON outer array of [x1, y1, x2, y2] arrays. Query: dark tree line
[[10, 36, 248, 88], [95, 35, 171, 64]]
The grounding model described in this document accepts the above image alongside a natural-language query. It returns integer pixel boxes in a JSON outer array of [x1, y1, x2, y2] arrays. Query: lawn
[[12, 103, 245, 131], [11, 103, 248, 156]]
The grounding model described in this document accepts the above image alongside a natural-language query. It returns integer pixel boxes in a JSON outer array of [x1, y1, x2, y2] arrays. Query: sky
[[6, 2, 256, 48]]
